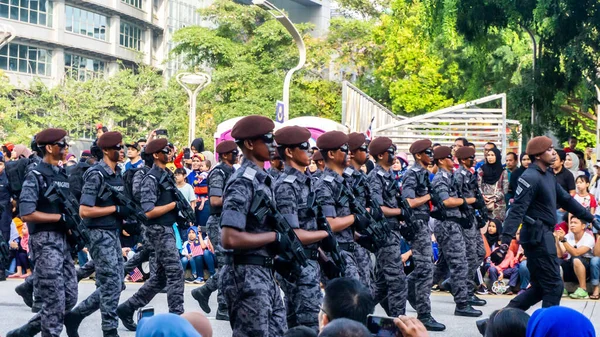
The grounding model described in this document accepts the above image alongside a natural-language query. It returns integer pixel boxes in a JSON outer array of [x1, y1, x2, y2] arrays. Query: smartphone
[[367, 315, 403, 337], [137, 306, 154, 321], [184, 148, 191, 159], [155, 129, 168, 137]]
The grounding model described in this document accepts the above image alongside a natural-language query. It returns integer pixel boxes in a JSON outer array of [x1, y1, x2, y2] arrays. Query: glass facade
[[64, 53, 105, 81], [122, 0, 142, 9], [0, 43, 52, 76], [165, 0, 206, 78], [119, 21, 143, 51], [65, 6, 108, 41], [0, 0, 52, 27]]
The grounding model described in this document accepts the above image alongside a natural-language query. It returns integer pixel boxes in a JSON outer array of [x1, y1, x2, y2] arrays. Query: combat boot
[[455, 304, 483, 317], [64, 311, 85, 337], [468, 294, 487, 306], [15, 282, 33, 308], [117, 302, 137, 331], [417, 314, 446, 332], [215, 304, 229, 321], [0, 270, 6, 281], [6, 322, 40, 337], [191, 286, 212, 314], [103, 328, 119, 337]]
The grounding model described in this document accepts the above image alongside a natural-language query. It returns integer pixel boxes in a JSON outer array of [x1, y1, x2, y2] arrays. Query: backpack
[[5, 157, 34, 198], [68, 162, 92, 201], [123, 166, 149, 201]]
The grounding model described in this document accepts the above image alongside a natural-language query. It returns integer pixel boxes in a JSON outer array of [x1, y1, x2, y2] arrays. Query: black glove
[[592, 218, 600, 232], [318, 255, 342, 279], [356, 235, 377, 253], [115, 205, 133, 219], [353, 214, 370, 231], [472, 198, 485, 210], [273, 256, 301, 283], [320, 234, 337, 253], [490, 244, 509, 265], [61, 213, 78, 229], [370, 206, 384, 221], [270, 232, 293, 254]]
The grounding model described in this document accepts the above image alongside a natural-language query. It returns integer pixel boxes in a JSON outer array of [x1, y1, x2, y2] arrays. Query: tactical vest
[[146, 166, 177, 226], [28, 163, 69, 234], [82, 165, 124, 230], [208, 164, 233, 215]]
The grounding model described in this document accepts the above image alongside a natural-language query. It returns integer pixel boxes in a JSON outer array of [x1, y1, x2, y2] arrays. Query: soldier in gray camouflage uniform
[[64, 132, 128, 337], [431, 146, 482, 317], [219, 115, 286, 336], [453, 147, 487, 307], [273, 126, 330, 332], [117, 138, 185, 331], [267, 151, 284, 180], [366, 137, 408, 317], [315, 131, 368, 282], [7, 128, 78, 337], [401, 139, 445, 331], [192, 140, 237, 320]]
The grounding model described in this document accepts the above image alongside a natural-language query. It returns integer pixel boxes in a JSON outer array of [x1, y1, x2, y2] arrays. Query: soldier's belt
[[231, 255, 273, 268], [338, 242, 356, 252], [304, 248, 319, 260], [414, 214, 430, 221]]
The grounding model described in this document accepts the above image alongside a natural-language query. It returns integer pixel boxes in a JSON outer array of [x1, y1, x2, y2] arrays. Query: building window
[[120, 21, 143, 51], [0, 0, 52, 27], [64, 53, 105, 81], [65, 6, 108, 41], [0, 43, 51, 76], [122, 0, 142, 9]]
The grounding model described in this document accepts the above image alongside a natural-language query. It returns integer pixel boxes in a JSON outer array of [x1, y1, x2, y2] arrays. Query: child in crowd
[[484, 219, 502, 249], [187, 156, 211, 227], [184, 227, 215, 284], [181, 228, 199, 283], [8, 223, 31, 278], [175, 168, 197, 240], [488, 229, 520, 295], [575, 175, 597, 218]]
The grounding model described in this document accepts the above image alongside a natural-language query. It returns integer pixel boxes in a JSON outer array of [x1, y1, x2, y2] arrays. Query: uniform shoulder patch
[[343, 167, 353, 176], [442, 171, 448, 179], [324, 175, 335, 183], [461, 170, 467, 176], [411, 167, 420, 172], [518, 177, 530, 188], [377, 170, 386, 177], [284, 175, 297, 184], [242, 167, 257, 181]]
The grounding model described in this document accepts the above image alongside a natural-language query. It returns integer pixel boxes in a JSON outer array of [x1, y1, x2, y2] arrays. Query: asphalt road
[[1, 279, 598, 336]]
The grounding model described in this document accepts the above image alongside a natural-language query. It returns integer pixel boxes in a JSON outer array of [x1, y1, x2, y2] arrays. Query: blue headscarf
[[136, 313, 202, 337], [526, 306, 595, 337]]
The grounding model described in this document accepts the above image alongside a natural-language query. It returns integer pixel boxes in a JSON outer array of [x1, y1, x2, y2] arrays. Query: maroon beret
[[97, 131, 123, 149], [348, 132, 367, 151], [368, 137, 393, 156], [275, 126, 311, 146], [433, 146, 452, 160], [216, 140, 237, 154], [36, 128, 67, 145], [231, 115, 275, 140], [455, 147, 475, 160], [316, 131, 348, 150], [312, 151, 323, 161], [409, 139, 433, 155], [145, 138, 169, 154], [526, 136, 553, 156]]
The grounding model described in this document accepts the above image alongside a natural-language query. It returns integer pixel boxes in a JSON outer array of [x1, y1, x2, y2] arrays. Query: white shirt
[[565, 231, 596, 258], [177, 183, 197, 204]]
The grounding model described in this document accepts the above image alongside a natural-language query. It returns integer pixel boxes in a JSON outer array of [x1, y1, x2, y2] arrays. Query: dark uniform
[[274, 166, 322, 331], [0, 169, 11, 281], [9, 129, 78, 337], [267, 167, 283, 180], [502, 136, 595, 310]]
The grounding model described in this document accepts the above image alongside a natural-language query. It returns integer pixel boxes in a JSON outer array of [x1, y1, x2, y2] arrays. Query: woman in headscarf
[[565, 152, 585, 182], [391, 152, 409, 189], [478, 147, 509, 221], [526, 306, 595, 337], [507, 154, 531, 205]]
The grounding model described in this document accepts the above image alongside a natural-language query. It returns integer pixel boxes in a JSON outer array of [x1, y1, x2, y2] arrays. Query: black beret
[[409, 139, 432, 154], [316, 131, 348, 150], [347, 132, 367, 151], [312, 151, 323, 161], [145, 138, 169, 154], [216, 140, 237, 154], [433, 146, 452, 160], [526, 136, 553, 156], [97, 131, 123, 149], [231, 115, 275, 140], [275, 126, 311, 146], [368, 137, 393, 156], [36, 128, 67, 145], [455, 147, 475, 160]]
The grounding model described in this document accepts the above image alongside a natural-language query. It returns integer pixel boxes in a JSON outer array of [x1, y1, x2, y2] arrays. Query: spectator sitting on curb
[[319, 278, 374, 329]]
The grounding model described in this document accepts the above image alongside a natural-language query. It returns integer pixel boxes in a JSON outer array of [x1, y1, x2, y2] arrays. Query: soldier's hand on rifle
[[353, 214, 370, 231], [115, 205, 133, 219], [272, 231, 293, 253], [320, 233, 337, 253], [61, 213, 78, 229]]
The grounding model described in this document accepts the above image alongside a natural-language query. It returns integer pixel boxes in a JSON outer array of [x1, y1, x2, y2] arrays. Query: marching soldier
[[117, 138, 185, 331], [401, 139, 445, 331], [431, 146, 482, 317], [192, 140, 238, 320], [272, 126, 330, 332], [8, 128, 78, 337], [219, 115, 287, 336], [267, 151, 284, 180]]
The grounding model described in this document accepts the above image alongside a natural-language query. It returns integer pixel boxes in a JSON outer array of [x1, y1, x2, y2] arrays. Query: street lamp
[[176, 72, 211, 146], [252, 0, 306, 122], [0, 23, 16, 49], [595, 84, 600, 160]]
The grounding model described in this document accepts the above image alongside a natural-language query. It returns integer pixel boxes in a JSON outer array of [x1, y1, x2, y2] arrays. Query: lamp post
[[176, 72, 211, 146], [595, 85, 600, 160], [252, 0, 306, 122], [0, 23, 15, 49], [525, 28, 537, 138]]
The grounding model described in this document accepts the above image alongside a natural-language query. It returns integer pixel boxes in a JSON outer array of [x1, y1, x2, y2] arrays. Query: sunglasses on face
[[423, 149, 434, 158], [357, 145, 369, 153], [257, 133, 274, 144], [109, 144, 123, 151], [339, 144, 349, 154], [159, 148, 170, 155], [52, 141, 68, 148]]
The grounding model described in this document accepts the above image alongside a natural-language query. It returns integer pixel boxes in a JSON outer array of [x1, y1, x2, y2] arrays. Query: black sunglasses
[[339, 144, 349, 153], [159, 147, 170, 154], [52, 141, 68, 148], [357, 145, 369, 153], [109, 144, 123, 151], [286, 142, 310, 151], [423, 149, 434, 157], [256, 133, 274, 144]]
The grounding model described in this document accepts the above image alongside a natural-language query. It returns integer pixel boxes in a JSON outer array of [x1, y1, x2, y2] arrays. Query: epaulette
[[442, 171, 448, 179], [242, 167, 257, 181], [411, 167, 420, 172], [324, 175, 335, 183], [343, 167, 353, 177], [460, 170, 468, 176], [377, 170, 386, 177], [283, 175, 297, 184]]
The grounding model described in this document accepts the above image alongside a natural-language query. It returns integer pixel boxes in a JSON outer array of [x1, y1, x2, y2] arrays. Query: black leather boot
[[64, 311, 85, 337], [417, 314, 446, 331], [468, 294, 487, 306], [191, 285, 212, 314], [215, 304, 230, 321], [455, 304, 483, 317], [6, 322, 40, 337], [15, 282, 33, 308], [117, 302, 137, 331]]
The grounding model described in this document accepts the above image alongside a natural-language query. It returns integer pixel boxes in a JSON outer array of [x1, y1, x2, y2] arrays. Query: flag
[[191, 241, 204, 257], [364, 117, 375, 141], [130, 268, 144, 282]]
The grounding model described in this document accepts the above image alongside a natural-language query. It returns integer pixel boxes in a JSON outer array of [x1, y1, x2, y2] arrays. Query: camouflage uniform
[[119, 165, 184, 314], [274, 166, 322, 332], [219, 160, 286, 337], [432, 168, 468, 306], [267, 167, 282, 180], [69, 161, 125, 332], [315, 167, 360, 281], [368, 164, 408, 316], [17, 162, 78, 337], [454, 166, 485, 296], [401, 164, 433, 316]]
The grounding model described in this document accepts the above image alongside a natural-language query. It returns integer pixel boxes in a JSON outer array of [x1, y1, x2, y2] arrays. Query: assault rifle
[[307, 193, 345, 278], [382, 182, 418, 241], [100, 184, 148, 224], [453, 176, 476, 229], [470, 175, 489, 229], [250, 190, 308, 282], [422, 172, 446, 221], [339, 183, 388, 250], [44, 183, 90, 252], [159, 173, 196, 227]]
